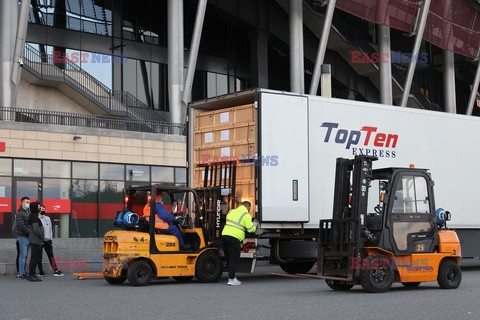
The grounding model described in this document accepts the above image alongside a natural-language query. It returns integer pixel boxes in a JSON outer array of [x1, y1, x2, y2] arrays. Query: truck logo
[[321, 122, 397, 158]]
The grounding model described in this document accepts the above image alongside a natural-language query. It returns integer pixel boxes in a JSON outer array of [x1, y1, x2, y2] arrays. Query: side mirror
[[172, 202, 178, 214]]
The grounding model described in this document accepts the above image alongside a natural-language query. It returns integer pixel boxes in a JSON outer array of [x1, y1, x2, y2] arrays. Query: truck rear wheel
[[359, 255, 394, 293], [104, 276, 126, 285], [195, 251, 222, 283], [279, 261, 315, 274], [127, 260, 153, 286], [437, 260, 461, 289], [325, 280, 354, 291]]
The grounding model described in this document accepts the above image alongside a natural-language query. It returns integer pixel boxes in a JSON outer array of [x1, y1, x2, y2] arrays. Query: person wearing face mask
[[37, 204, 64, 277], [14, 197, 31, 280]]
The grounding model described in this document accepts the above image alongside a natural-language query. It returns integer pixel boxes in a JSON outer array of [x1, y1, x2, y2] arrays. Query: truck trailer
[[188, 88, 480, 274]]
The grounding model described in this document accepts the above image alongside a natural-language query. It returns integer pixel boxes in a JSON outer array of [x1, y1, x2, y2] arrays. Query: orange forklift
[[317, 156, 462, 293]]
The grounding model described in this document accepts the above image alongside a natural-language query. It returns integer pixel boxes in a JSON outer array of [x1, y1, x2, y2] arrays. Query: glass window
[[73, 162, 98, 179], [43, 179, 70, 200], [152, 166, 174, 183], [99, 180, 124, 236], [71, 179, 99, 238], [175, 167, 187, 185], [392, 176, 430, 214], [44, 161, 71, 178], [126, 165, 150, 182], [14, 159, 41, 177], [0, 158, 12, 176], [100, 164, 124, 180]]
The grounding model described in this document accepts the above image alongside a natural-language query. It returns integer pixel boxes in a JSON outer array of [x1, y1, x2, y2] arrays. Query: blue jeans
[[166, 226, 184, 247], [18, 236, 30, 276]]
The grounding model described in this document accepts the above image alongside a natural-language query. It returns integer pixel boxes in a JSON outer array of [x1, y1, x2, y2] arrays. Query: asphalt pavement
[[1, 262, 479, 320]]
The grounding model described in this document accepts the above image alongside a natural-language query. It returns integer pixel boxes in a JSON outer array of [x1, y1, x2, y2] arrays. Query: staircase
[[22, 43, 168, 121]]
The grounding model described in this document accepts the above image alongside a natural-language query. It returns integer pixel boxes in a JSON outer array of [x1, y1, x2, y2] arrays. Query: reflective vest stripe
[[224, 223, 245, 232], [143, 204, 169, 229], [237, 212, 248, 224], [226, 219, 244, 229]]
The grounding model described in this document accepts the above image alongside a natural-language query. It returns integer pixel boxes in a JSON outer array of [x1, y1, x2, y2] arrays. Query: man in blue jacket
[[154, 190, 186, 250]]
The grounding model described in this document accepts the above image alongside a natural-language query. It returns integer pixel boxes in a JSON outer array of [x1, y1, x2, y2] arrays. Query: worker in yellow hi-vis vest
[[221, 201, 256, 286]]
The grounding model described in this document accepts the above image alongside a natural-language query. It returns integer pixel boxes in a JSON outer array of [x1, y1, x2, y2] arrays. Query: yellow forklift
[[318, 156, 462, 293], [103, 184, 225, 286]]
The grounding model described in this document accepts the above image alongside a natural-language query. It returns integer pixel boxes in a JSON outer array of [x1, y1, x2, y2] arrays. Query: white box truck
[[188, 89, 480, 274]]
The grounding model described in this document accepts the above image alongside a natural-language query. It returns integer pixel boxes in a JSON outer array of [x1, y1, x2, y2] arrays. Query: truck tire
[[359, 255, 394, 293], [172, 276, 194, 282], [127, 260, 153, 286], [402, 282, 420, 288], [195, 251, 222, 283], [279, 261, 315, 274], [437, 260, 461, 289], [325, 280, 354, 291], [104, 276, 126, 285]]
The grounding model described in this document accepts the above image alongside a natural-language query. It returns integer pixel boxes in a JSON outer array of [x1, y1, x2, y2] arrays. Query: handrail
[[0, 107, 185, 135]]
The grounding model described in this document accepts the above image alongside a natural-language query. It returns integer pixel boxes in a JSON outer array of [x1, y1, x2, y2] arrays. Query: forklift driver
[[143, 190, 186, 250]]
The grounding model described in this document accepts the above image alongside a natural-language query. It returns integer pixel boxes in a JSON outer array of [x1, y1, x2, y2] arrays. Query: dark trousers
[[29, 244, 43, 276], [16, 240, 19, 274], [37, 240, 57, 273], [221, 235, 241, 279]]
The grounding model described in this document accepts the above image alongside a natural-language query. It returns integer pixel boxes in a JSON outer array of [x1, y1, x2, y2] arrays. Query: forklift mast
[[318, 156, 377, 281]]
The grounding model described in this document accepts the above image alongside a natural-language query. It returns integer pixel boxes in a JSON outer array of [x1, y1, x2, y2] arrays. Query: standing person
[[14, 197, 31, 280], [221, 201, 256, 286], [12, 210, 21, 278], [27, 202, 45, 282], [37, 204, 64, 277]]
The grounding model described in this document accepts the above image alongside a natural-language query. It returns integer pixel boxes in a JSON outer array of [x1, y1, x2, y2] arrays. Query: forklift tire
[[127, 260, 153, 286], [402, 282, 420, 288], [359, 255, 394, 293], [173, 276, 194, 282], [104, 276, 127, 285], [279, 261, 315, 274], [437, 260, 462, 289], [195, 251, 222, 283], [325, 280, 354, 291]]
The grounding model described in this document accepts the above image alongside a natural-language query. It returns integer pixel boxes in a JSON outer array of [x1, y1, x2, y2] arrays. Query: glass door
[[13, 178, 42, 214]]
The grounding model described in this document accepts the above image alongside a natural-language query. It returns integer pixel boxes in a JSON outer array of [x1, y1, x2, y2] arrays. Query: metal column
[[168, 0, 184, 124], [309, 0, 336, 95], [182, 0, 207, 122], [466, 61, 480, 116], [378, 25, 392, 105], [400, 0, 431, 108], [11, 0, 30, 91], [0, 0, 18, 108], [443, 50, 456, 113], [289, 0, 304, 94]]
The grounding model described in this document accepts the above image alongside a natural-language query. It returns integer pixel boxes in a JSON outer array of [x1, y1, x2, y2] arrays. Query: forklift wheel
[[402, 282, 420, 288], [359, 255, 394, 293], [195, 251, 222, 283], [325, 280, 354, 291], [127, 260, 153, 286], [172, 276, 194, 282], [437, 260, 462, 289], [104, 276, 127, 285]]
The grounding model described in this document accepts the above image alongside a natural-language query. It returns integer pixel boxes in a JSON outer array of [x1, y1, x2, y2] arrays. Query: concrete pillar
[[443, 50, 456, 113], [289, 0, 304, 94], [377, 25, 392, 105], [249, 30, 269, 89], [168, 0, 184, 124], [112, 0, 123, 93], [0, 0, 18, 108]]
